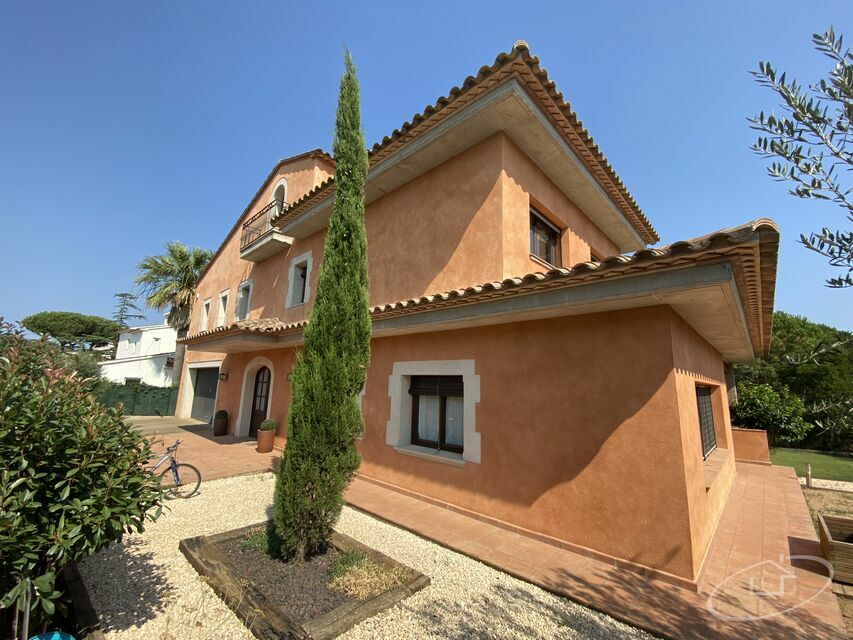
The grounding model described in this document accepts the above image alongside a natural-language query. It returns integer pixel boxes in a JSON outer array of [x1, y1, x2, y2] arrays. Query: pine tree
[[273, 51, 370, 562], [113, 292, 146, 328]]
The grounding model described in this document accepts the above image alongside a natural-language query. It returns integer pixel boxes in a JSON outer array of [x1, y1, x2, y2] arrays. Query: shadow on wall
[[366, 311, 680, 508]]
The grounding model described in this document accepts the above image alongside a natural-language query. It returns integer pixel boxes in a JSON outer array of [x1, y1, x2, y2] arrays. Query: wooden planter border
[[818, 513, 853, 585], [179, 522, 429, 640]]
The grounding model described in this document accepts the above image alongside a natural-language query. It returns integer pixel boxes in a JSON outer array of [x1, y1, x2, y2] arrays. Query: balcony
[[240, 200, 294, 262]]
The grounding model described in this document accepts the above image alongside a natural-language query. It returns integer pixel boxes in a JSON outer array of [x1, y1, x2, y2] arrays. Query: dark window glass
[[529, 208, 561, 266], [410, 375, 464, 454], [294, 264, 308, 304], [696, 386, 717, 458]]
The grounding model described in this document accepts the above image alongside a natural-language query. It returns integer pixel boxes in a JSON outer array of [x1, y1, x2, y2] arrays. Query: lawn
[[770, 448, 853, 482]]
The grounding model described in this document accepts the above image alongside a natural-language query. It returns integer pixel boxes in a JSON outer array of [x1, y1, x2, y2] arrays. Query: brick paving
[[345, 463, 846, 640], [145, 422, 279, 482]]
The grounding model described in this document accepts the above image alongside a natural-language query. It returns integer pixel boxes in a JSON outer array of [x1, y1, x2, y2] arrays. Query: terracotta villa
[[176, 42, 778, 587]]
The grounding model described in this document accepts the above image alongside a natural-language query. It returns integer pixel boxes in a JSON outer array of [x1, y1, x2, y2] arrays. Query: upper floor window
[[200, 299, 211, 331], [272, 179, 288, 218], [286, 251, 313, 308], [236, 280, 252, 321], [695, 386, 717, 459], [410, 375, 464, 454], [216, 290, 229, 328], [530, 207, 561, 266]]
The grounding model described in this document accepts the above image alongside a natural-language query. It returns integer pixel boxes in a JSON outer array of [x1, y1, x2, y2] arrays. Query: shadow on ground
[[400, 580, 650, 639], [79, 538, 172, 632]]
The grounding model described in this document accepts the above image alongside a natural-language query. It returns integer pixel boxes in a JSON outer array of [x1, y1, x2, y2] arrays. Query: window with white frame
[[236, 280, 252, 321], [200, 299, 211, 331], [216, 290, 229, 328], [386, 360, 481, 464], [286, 251, 313, 308]]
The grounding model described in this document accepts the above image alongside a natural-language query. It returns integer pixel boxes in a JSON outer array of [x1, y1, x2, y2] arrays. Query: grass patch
[[803, 487, 853, 532], [329, 552, 408, 599], [331, 549, 365, 578], [239, 528, 268, 553], [770, 448, 853, 482]]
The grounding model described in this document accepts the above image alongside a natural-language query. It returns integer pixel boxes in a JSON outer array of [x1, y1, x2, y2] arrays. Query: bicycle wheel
[[158, 463, 202, 498]]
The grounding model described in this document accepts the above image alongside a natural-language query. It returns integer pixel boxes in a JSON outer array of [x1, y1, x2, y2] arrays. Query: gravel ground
[[800, 477, 853, 492], [79, 472, 655, 640]]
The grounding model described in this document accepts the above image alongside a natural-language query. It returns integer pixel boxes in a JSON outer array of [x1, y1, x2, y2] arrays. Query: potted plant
[[256, 419, 277, 453], [213, 409, 229, 436]]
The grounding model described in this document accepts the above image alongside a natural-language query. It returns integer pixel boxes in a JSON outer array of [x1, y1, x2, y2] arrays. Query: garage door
[[190, 368, 219, 423]]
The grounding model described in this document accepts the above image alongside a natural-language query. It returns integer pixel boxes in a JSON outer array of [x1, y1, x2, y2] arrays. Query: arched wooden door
[[249, 366, 271, 438]]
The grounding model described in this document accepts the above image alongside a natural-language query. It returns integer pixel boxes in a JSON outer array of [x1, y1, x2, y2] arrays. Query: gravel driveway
[[78, 473, 655, 639]]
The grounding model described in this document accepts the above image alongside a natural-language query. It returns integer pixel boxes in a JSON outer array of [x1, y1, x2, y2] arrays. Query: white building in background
[[100, 323, 177, 387]]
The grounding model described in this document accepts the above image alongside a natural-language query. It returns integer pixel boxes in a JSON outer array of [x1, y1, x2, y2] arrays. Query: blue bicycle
[[151, 440, 202, 498]]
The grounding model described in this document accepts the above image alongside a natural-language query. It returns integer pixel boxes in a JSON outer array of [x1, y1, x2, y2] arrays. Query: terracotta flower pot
[[256, 429, 275, 453], [213, 416, 228, 436]]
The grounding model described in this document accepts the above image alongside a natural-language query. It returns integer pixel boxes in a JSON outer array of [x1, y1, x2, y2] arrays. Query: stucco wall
[[100, 353, 175, 387], [194, 306, 710, 580], [500, 135, 621, 274], [731, 428, 771, 464], [669, 313, 736, 577]]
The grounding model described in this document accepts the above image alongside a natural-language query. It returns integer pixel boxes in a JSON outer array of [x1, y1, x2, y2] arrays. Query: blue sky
[[1, 1, 851, 330]]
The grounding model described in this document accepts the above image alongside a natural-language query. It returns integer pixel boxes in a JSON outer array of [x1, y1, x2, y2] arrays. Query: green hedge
[[97, 382, 179, 416]]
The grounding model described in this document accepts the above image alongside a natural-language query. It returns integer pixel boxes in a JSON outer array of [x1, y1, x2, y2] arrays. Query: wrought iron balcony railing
[[240, 200, 284, 250]]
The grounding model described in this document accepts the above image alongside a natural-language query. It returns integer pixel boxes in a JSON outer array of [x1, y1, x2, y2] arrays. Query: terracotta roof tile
[[271, 42, 658, 244]]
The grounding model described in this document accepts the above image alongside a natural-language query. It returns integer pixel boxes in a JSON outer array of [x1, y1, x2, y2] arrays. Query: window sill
[[286, 302, 306, 310], [529, 253, 559, 271], [394, 444, 465, 467], [703, 447, 730, 490]]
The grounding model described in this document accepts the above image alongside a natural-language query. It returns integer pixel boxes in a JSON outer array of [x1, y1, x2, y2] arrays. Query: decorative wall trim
[[236, 356, 276, 438], [386, 359, 481, 464]]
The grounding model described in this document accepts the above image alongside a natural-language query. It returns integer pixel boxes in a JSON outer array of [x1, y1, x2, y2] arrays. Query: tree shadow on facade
[[78, 537, 171, 633]]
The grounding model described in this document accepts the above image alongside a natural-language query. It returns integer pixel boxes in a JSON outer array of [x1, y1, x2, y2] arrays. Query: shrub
[[0, 322, 162, 629], [274, 52, 371, 562], [215, 409, 228, 420], [259, 419, 277, 431], [732, 382, 813, 446]]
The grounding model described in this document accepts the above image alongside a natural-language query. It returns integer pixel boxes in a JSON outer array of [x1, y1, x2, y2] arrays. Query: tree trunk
[[172, 329, 188, 390]]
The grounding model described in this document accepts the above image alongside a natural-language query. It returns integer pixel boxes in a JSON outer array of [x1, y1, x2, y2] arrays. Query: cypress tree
[[273, 51, 370, 562]]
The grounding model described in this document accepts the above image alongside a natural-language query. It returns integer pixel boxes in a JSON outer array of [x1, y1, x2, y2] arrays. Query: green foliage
[[330, 549, 365, 578], [135, 241, 213, 332], [750, 27, 852, 287], [22, 311, 120, 350], [96, 381, 179, 417], [215, 409, 228, 419], [735, 311, 853, 449], [274, 51, 371, 562], [259, 419, 278, 431], [731, 382, 812, 446], [770, 448, 853, 482], [112, 292, 146, 328], [0, 322, 162, 627], [239, 528, 268, 554]]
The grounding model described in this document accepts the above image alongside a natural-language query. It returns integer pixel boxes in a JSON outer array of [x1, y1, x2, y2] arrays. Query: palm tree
[[135, 241, 213, 386]]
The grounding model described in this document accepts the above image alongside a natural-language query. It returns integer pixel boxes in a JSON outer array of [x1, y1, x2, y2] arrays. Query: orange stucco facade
[[177, 71, 763, 585]]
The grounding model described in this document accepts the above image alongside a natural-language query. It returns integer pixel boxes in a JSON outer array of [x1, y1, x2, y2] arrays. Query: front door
[[190, 368, 219, 423], [249, 366, 271, 437]]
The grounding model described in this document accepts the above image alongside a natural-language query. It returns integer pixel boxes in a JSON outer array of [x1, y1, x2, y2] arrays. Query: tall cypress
[[273, 51, 371, 561]]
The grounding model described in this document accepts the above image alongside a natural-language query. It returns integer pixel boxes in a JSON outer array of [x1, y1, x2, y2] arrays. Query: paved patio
[[345, 463, 846, 640], [129, 420, 845, 638], [135, 416, 279, 482]]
